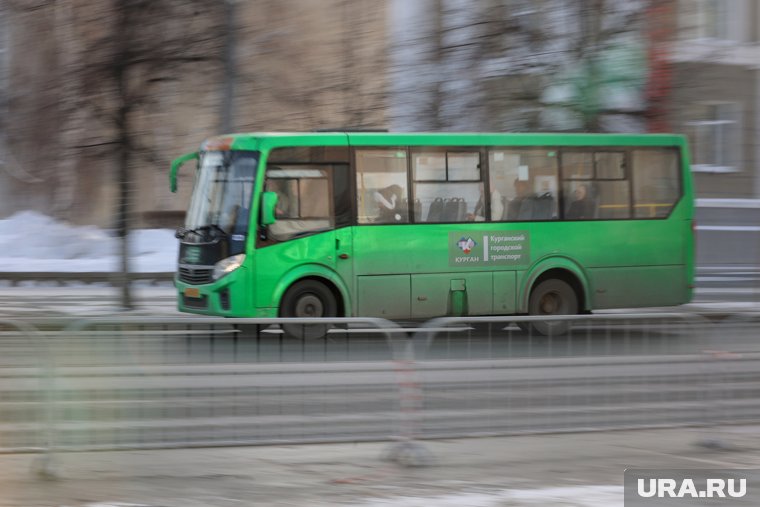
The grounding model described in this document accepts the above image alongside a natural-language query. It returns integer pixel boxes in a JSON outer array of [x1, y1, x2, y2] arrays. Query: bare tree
[[389, 0, 649, 133], [61, 0, 224, 308]]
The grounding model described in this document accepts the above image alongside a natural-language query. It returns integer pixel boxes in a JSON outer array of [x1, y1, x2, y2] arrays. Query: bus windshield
[[185, 151, 258, 236]]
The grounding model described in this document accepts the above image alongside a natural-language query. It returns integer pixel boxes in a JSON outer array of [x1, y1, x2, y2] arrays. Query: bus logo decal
[[449, 231, 530, 267], [456, 236, 477, 254]]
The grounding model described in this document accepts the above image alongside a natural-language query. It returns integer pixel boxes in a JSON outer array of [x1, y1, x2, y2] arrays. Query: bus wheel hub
[[540, 293, 559, 314], [295, 294, 323, 317]]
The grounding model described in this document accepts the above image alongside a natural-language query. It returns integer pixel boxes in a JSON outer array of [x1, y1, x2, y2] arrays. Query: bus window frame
[[557, 146, 685, 222], [629, 146, 684, 220], [558, 147, 631, 221], [487, 146, 561, 224], [409, 147, 484, 225], [349, 143, 686, 226], [258, 161, 338, 247]]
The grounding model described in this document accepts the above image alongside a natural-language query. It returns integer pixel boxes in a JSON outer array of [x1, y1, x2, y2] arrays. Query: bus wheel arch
[[520, 266, 588, 336]]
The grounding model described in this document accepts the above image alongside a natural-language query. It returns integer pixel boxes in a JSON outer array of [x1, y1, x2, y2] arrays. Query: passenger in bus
[[506, 179, 531, 220], [374, 184, 403, 221], [566, 183, 595, 219], [468, 185, 503, 222], [224, 204, 249, 235], [266, 179, 294, 218]]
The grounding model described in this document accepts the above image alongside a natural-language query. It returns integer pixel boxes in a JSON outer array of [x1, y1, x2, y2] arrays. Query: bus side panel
[[410, 272, 493, 318], [590, 266, 687, 309], [254, 232, 343, 310], [493, 271, 518, 314], [357, 275, 411, 318]]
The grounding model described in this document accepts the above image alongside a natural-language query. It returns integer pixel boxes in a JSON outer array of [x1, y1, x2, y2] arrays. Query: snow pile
[[0, 211, 177, 272]]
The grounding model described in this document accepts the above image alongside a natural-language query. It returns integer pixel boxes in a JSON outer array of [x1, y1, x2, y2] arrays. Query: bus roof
[[203, 132, 688, 152]]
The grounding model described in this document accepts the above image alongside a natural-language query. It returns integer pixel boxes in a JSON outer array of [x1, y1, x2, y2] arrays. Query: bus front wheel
[[280, 280, 338, 339], [526, 279, 578, 336]]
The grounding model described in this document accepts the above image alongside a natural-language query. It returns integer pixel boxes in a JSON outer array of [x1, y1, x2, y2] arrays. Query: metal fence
[[408, 314, 760, 439], [1, 313, 759, 471]]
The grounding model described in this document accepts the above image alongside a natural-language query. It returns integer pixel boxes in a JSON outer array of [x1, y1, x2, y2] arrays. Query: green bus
[[171, 132, 694, 335]]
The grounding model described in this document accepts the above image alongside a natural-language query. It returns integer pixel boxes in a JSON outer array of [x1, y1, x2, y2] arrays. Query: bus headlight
[[212, 254, 246, 281]]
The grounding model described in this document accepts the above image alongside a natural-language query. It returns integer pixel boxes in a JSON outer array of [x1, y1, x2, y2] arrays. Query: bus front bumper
[[174, 267, 257, 317]]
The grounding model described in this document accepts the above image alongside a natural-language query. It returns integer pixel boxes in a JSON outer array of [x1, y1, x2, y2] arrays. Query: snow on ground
[[80, 487, 624, 507], [0, 211, 177, 272], [341, 486, 623, 507]]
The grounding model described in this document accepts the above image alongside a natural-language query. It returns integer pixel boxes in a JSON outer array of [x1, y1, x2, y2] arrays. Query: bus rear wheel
[[280, 280, 338, 339], [526, 279, 578, 336]]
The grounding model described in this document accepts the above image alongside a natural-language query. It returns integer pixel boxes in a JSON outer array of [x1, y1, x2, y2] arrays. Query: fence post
[[694, 312, 754, 451], [0, 319, 61, 479], [383, 332, 434, 467]]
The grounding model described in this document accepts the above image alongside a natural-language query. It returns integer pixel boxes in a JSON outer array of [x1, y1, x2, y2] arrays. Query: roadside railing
[[0, 266, 744, 287], [409, 314, 729, 439], [0, 313, 758, 474], [0, 272, 174, 286]]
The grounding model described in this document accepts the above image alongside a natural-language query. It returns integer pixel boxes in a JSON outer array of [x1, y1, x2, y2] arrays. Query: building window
[[679, 0, 737, 42], [685, 103, 741, 173]]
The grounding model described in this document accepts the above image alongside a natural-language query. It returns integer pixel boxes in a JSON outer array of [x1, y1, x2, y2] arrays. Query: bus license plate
[[184, 287, 201, 298]]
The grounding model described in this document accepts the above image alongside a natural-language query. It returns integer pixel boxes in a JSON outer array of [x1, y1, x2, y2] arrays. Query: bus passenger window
[[489, 148, 559, 221], [561, 150, 631, 220], [564, 182, 596, 220], [356, 149, 410, 224], [632, 149, 680, 218], [596, 180, 631, 219], [411, 148, 482, 223]]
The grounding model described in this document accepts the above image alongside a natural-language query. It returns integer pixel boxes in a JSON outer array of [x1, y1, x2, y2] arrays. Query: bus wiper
[[177, 224, 229, 240], [202, 224, 229, 237]]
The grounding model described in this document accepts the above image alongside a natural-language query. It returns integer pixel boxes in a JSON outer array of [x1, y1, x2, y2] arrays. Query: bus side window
[[632, 149, 680, 218], [489, 148, 559, 222], [355, 149, 410, 224], [561, 150, 630, 220], [264, 165, 333, 241], [412, 149, 481, 223]]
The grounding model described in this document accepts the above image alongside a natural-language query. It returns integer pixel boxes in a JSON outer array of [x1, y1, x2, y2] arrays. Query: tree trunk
[[220, 0, 236, 134], [115, 1, 133, 310]]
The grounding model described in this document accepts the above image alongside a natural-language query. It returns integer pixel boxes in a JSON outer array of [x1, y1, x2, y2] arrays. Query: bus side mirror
[[170, 151, 198, 193], [261, 191, 279, 226]]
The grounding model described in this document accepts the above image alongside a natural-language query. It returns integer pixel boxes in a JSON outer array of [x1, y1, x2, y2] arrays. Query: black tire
[[280, 280, 338, 339], [527, 279, 578, 336]]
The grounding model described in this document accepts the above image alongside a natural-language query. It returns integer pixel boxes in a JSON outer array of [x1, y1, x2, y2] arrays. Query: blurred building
[[0, 0, 758, 228], [670, 0, 760, 198], [0, 0, 386, 228]]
